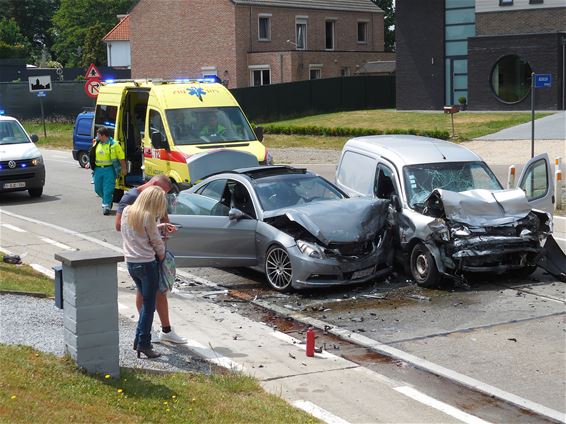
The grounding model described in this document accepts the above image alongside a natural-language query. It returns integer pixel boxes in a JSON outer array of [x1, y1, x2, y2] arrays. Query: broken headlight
[[429, 218, 450, 241], [297, 240, 325, 259], [450, 224, 471, 237]]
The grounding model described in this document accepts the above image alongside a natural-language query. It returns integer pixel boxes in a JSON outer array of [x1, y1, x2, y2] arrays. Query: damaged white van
[[336, 135, 559, 287]]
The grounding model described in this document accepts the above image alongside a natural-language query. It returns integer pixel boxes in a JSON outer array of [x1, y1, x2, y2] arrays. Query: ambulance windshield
[[165, 107, 257, 145]]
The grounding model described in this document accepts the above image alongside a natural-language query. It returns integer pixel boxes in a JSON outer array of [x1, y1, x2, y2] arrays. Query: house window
[[490, 54, 532, 103], [201, 66, 217, 78], [309, 67, 321, 80], [296, 18, 307, 50], [499, 0, 513, 5], [250, 67, 270, 86], [325, 21, 335, 50], [341, 67, 350, 77], [258, 15, 271, 41], [529, 0, 543, 3], [357, 21, 368, 43]]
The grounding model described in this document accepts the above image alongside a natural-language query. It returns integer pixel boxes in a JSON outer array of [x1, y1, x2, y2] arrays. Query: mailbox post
[[54, 250, 123, 378], [444, 105, 459, 139]]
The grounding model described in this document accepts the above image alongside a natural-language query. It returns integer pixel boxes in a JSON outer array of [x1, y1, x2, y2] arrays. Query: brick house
[[396, 0, 566, 110], [102, 14, 131, 68], [129, 0, 394, 87]]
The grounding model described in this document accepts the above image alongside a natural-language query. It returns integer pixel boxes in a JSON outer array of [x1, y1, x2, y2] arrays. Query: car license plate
[[3, 182, 26, 189], [352, 266, 375, 280]]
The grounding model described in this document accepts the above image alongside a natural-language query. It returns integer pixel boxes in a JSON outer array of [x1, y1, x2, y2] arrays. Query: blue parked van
[[72, 109, 94, 168]]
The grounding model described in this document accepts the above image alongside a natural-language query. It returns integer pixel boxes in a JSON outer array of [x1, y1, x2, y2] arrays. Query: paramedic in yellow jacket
[[93, 126, 127, 215]]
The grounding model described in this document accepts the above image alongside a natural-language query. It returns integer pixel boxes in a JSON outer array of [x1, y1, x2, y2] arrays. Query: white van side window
[[337, 151, 376, 196]]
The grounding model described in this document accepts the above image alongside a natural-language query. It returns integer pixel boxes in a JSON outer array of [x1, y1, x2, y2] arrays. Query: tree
[[0, 0, 60, 62], [51, 0, 135, 67], [370, 0, 395, 52], [0, 17, 29, 59]]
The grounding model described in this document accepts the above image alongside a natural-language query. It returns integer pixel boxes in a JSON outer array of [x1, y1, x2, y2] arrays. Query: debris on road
[[408, 294, 431, 302]]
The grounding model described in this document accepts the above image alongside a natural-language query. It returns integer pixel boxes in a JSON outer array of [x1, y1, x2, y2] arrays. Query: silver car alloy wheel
[[265, 246, 293, 291]]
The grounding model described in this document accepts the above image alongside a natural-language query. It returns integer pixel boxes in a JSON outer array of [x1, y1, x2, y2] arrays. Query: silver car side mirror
[[228, 208, 244, 220]]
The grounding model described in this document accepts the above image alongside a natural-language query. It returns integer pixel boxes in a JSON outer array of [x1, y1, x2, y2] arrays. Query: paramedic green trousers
[[94, 166, 116, 208]]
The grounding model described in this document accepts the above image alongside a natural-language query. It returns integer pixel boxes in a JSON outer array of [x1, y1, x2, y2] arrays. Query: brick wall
[[476, 8, 566, 36], [396, 0, 445, 110], [468, 32, 564, 110], [130, 0, 237, 83]]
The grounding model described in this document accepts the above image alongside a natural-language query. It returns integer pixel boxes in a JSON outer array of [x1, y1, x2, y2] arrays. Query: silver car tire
[[410, 242, 440, 288], [265, 245, 293, 292]]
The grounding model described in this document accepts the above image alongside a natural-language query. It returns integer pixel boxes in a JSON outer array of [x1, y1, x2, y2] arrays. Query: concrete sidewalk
[[475, 111, 565, 140]]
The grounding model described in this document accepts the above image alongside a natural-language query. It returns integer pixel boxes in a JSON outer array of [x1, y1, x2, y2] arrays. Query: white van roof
[[344, 135, 483, 167]]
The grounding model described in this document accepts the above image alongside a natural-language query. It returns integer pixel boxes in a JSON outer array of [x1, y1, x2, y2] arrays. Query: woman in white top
[[121, 186, 166, 359]]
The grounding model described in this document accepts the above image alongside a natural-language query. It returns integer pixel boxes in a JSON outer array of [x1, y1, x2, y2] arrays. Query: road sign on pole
[[84, 78, 101, 98], [85, 63, 101, 79], [534, 74, 552, 88], [28, 75, 52, 93]]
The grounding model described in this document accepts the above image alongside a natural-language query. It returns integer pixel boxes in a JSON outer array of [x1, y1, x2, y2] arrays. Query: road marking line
[[394, 386, 491, 424], [1, 223, 27, 232], [40, 237, 74, 251], [30, 263, 54, 279], [292, 400, 350, 424], [0, 247, 14, 255]]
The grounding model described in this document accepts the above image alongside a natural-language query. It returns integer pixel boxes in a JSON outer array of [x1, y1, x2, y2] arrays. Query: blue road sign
[[534, 74, 552, 88], [37, 91, 47, 97]]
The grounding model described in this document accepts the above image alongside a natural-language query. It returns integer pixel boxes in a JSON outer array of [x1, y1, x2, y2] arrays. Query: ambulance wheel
[[113, 189, 124, 203], [78, 151, 89, 168], [169, 181, 180, 195]]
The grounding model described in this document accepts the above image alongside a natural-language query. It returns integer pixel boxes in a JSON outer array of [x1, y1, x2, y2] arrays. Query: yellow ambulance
[[93, 77, 270, 198]]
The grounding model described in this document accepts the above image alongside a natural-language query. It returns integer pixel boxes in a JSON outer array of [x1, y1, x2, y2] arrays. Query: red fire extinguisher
[[306, 327, 315, 357]]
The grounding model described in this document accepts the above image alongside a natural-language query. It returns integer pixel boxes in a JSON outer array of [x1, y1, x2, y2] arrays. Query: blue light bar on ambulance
[[0, 109, 5, 115], [104, 79, 115, 84]]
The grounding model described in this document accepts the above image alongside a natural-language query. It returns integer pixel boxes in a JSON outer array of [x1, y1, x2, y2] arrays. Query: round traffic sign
[[84, 78, 101, 98]]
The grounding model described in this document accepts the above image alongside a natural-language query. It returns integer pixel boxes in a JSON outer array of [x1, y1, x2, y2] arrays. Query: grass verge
[[23, 121, 74, 150], [266, 110, 552, 142], [0, 261, 54, 296], [0, 345, 316, 423]]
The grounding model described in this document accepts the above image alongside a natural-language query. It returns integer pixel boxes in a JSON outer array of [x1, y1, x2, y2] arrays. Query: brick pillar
[[55, 250, 124, 378]]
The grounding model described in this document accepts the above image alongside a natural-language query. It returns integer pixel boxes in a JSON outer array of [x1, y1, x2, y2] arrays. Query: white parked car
[[336, 135, 555, 287], [0, 116, 45, 198]]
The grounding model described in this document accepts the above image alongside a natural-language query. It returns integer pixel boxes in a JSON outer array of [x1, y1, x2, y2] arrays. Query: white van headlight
[[297, 240, 324, 259], [31, 156, 42, 166]]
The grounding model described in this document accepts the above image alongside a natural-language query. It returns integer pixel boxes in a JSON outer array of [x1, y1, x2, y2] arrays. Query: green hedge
[[0, 41, 27, 59], [260, 124, 450, 140]]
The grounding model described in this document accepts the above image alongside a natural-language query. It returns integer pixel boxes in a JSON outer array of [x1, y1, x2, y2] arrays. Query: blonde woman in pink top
[[121, 186, 166, 359]]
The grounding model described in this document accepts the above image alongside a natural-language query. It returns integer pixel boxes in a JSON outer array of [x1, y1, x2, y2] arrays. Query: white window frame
[[357, 20, 368, 44], [201, 66, 217, 77], [258, 14, 271, 41], [325, 19, 335, 51], [309, 64, 322, 80], [295, 16, 308, 50], [249, 65, 271, 86]]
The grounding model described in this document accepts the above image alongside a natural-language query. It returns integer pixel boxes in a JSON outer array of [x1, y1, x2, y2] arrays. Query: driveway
[[475, 111, 566, 140]]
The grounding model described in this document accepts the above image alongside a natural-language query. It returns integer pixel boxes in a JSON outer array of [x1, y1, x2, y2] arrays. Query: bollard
[[55, 250, 124, 378], [52, 265, 63, 309], [507, 165, 516, 189], [306, 328, 315, 357], [555, 157, 562, 172], [555, 169, 563, 210]]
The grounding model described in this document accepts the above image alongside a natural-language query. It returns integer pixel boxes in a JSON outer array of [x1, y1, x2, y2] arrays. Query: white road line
[[0, 247, 14, 255], [292, 400, 351, 424], [1, 223, 27, 233], [394, 386, 492, 424], [40, 237, 74, 251], [30, 263, 55, 279]]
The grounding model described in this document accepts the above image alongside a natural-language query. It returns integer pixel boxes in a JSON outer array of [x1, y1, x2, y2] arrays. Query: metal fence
[[0, 75, 395, 121]]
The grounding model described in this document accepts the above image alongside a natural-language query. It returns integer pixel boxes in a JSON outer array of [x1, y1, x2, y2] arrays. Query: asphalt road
[[1, 149, 565, 421]]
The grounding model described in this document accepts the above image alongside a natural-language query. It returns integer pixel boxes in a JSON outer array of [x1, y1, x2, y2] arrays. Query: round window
[[490, 55, 532, 103]]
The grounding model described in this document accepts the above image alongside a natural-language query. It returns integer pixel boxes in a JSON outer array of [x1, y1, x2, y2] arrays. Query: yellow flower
[[163, 401, 168, 405], [189, 408, 193, 412], [117, 389, 123, 394], [166, 409, 170, 412], [104, 374, 111, 379], [172, 395, 177, 399], [10, 395, 16, 400], [192, 398, 196, 402]]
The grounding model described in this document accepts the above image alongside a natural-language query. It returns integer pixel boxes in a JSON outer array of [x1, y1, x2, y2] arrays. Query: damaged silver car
[[336, 135, 558, 287], [166, 166, 393, 291]]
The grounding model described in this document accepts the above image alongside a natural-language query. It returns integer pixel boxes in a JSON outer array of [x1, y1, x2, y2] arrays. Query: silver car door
[[517, 153, 555, 214]]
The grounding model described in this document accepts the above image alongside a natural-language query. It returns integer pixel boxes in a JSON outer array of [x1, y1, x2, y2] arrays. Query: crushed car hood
[[263, 198, 389, 245], [424, 188, 532, 227]]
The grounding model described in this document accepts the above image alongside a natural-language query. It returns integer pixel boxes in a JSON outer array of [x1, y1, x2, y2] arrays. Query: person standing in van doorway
[[115, 174, 188, 346], [93, 126, 126, 215]]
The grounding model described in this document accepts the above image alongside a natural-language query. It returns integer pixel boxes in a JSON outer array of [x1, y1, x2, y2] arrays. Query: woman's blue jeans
[[127, 260, 159, 350]]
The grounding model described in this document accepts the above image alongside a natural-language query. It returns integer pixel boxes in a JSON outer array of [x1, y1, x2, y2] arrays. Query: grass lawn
[[0, 345, 316, 424], [0, 261, 54, 296], [267, 109, 552, 143], [0, 263, 317, 423], [23, 121, 74, 150]]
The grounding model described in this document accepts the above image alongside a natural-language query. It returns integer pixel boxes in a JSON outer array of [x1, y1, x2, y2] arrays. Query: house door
[[446, 57, 468, 106]]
